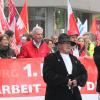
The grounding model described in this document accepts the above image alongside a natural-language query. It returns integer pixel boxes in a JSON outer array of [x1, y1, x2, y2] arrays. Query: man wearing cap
[[18, 25, 50, 58], [43, 33, 87, 100], [68, 31, 85, 57]]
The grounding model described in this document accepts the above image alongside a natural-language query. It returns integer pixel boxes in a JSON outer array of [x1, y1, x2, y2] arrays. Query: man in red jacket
[[18, 25, 50, 58]]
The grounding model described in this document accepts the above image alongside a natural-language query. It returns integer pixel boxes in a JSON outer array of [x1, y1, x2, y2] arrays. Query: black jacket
[[43, 51, 87, 100], [93, 46, 100, 92], [0, 46, 16, 58]]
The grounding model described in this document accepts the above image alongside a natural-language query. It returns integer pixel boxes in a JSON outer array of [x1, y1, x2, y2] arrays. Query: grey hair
[[32, 25, 43, 34]]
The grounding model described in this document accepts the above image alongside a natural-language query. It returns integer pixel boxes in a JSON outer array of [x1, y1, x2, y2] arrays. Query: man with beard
[[43, 33, 87, 100]]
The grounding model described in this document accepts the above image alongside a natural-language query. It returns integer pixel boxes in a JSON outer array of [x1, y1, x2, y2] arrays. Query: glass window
[[55, 8, 66, 34], [28, 8, 46, 32]]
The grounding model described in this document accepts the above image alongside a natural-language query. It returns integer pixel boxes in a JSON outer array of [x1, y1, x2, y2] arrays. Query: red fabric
[[20, 0, 29, 32], [15, 0, 29, 45], [18, 40, 50, 58], [0, 0, 3, 9], [90, 17, 99, 35], [78, 43, 86, 56], [67, 14, 80, 36], [67, 0, 79, 36], [0, 6, 9, 32], [8, 0, 16, 25]]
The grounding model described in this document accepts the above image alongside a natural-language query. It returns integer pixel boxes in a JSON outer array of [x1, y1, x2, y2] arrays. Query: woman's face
[[78, 38, 85, 45], [1, 37, 9, 47], [48, 40, 54, 49]]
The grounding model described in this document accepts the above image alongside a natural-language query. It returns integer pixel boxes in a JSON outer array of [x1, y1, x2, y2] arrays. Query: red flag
[[8, 0, 16, 26], [0, 6, 9, 33], [20, 0, 29, 32], [8, 0, 20, 55], [67, 0, 80, 36], [15, 0, 29, 44], [90, 17, 99, 35], [0, 0, 9, 34], [0, 0, 4, 10]]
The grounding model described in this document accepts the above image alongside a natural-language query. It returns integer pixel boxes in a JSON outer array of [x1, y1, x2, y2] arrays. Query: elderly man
[[18, 25, 50, 58], [43, 33, 87, 100]]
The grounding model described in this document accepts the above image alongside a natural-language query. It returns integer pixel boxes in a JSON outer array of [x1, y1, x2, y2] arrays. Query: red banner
[[79, 57, 97, 94], [0, 57, 98, 98]]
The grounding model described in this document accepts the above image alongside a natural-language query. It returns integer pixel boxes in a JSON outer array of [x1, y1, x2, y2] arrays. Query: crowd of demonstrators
[[0, 24, 99, 59], [0, 34, 16, 58], [0, 25, 100, 99], [65, 31, 98, 57], [18, 25, 51, 58]]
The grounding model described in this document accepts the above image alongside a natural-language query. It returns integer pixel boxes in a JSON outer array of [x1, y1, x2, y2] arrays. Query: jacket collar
[[54, 51, 77, 75]]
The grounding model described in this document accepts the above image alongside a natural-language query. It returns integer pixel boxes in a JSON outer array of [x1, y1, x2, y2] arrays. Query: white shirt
[[72, 45, 79, 57], [60, 53, 73, 74], [33, 40, 41, 49]]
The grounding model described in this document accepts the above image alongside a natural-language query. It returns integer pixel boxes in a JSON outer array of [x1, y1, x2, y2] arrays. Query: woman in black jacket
[[93, 46, 100, 93], [0, 34, 16, 58]]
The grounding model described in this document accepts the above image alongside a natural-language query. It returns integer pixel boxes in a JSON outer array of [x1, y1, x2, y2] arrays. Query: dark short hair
[[5, 30, 14, 37], [44, 39, 53, 44], [0, 34, 9, 42]]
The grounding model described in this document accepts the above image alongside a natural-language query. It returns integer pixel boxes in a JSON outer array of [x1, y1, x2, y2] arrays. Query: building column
[[45, 7, 55, 38]]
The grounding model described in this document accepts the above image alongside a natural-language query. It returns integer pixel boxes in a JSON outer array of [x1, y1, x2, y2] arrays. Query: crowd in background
[[0, 25, 99, 59]]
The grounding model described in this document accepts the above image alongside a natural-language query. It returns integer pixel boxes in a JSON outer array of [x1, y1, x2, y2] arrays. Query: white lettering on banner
[[24, 64, 32, 77], [2, 85, 11, 94], [12, 85, 20, 94], [0, 82, 96, 95], [0, 84, 41, 95], [23, 63, 43, 77], [33, 84, 41, 93], [21, 85, 29, 93], [79, 82, 96, 91], [28, 85, 33, 93], [87, 82, 95, 90], [23, 64, 38, 78]]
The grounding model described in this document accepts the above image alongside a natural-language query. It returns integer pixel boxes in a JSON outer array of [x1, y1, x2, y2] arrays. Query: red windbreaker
[[18, 40, 50, 58]]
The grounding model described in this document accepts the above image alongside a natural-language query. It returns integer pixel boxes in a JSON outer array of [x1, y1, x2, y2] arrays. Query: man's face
[[33, 31, 43, 43], [70, 35, 78, 43], [59, 42, 71, 54]]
